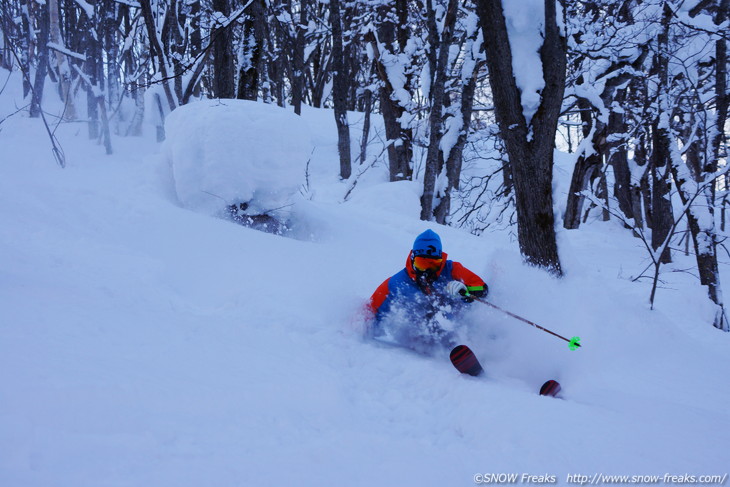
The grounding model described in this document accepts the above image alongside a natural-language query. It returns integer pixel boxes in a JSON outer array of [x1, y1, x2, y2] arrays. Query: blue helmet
[[412, 229, 442, 258]]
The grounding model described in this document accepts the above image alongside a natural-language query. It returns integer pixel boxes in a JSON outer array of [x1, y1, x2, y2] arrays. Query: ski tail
[[450, 345, 484, 376], [539, 380, 561, 397]]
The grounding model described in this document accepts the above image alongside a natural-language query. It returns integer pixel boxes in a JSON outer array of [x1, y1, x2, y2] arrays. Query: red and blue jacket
[[367, 251, 487, 329]]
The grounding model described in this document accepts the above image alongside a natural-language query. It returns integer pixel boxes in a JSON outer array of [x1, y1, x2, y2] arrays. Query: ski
[[539, 379, 561, 398], [450, 345, 563, 398], [449, 345, 484, 376]]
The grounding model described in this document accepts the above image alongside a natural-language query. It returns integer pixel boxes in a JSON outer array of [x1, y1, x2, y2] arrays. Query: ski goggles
[[412, 255, 443, 272]]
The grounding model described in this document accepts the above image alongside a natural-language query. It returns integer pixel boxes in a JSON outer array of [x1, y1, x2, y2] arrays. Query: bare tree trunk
[[188, 0, 201, 99], [139, 0, 177, 112], [100, 0, 121, 129], [365, 29, 413, 181], [48, 0, 76, 119], [717, 2, 729, 234], [702, 0, 729, 330], [564, 96, 603, 229], [424, 0, 438, 101], [597, 166, 610, 221], [74, 1, 113, 155], [343, 3, 358, 112], [97, 93, 113, 154], [421, 0, 458, 221], [671, 142, 725, 329], [20, 0, 32, 96], [476, 0, 564, 275], [649, 4, 674, 264], [0, 0, 15, 70], [291, 0, 307, 114], [307, 19, 331, 109], [631, 132, 649, 232], [359, 66, 374, 165], [85, 10, 100, 140], [212, 0, 235, 98], [121, 6, 144, 135], [608, 89, 633, 222], [330, 0, 351, 179], [167, 0, 184, 102], [271, 17, 285, 107], [394, 0, 413, 179], [365, 0, 414, 182], [650, 121, 673, 264], [379, 83, 412, 180], [713, 0, 728, 177], [129, 80, 145, 136], [29, 0, 49, 118], [434, 55, 481, 224], [237, 0, 265, 100]]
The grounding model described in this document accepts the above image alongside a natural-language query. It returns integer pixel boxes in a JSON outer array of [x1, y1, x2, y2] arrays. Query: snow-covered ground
[[1, 76, 729, 486]]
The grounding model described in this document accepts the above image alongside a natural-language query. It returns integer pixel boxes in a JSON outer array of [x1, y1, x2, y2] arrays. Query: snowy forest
[[2, 0, 730, 484], [3, 0, 726, 327]]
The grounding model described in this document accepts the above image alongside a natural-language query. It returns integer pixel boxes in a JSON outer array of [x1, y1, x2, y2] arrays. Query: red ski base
[[539, 380, 561, 397], [450, 345, 484, 376]]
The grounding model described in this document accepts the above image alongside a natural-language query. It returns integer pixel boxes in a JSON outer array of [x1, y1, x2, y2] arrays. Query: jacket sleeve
[[450, 262, 488, 298], [367, 278, 391, 318]]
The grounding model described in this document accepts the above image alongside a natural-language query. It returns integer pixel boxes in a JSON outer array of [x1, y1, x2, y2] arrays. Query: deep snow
[[1, 75, 729, 487]]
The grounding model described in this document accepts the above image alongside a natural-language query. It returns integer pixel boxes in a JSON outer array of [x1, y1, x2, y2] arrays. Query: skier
[[366, 229, 488, 354]]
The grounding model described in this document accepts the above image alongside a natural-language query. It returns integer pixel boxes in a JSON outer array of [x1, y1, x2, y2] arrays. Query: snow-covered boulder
[[164, 99, 313, 226]]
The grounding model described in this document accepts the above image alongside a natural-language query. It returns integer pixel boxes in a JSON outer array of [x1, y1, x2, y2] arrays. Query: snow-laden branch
[[73, 0, 94, 19], [47, 42, 86, 62], [112, 0, 141, 7]]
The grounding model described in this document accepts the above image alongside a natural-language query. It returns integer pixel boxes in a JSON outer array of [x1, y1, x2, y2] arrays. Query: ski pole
[[472, 297, 581, 350]]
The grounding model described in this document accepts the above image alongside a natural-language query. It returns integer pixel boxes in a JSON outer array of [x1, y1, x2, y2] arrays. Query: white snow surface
[[2, 78, 730, 486], [502, 0, 546, 128], [164, 99, 312, 216]]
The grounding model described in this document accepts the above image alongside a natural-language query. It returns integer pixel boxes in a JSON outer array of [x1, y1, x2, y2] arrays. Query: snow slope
[[1, 78, 729, 486]]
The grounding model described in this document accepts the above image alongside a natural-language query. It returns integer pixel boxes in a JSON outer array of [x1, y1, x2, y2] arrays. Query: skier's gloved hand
[[446, 280, 469, 298]]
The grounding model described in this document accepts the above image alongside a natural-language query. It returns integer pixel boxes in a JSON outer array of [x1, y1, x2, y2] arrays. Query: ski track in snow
[[1, 80, 729, 486]]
